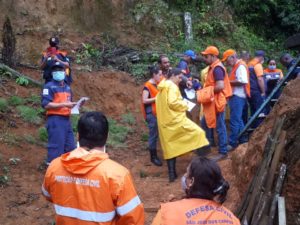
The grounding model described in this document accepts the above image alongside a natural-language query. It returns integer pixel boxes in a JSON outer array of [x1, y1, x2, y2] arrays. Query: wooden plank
[[278, 197, 287, 225], [242, 117, 285, 223], [265, 131, 286, 193], [268, 164, 287, 225]]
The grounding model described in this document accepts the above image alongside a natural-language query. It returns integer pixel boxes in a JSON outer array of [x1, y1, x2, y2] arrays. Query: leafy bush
[[23, 134, 37, 145], [16, 77, 29, 86], [141, 133, 149, 142], [25, 95, 41, 105], [8, 96, 24, 106], [16, 105, 42, 125], [107, 118, 131, 148], [121, 113, 136, 125], [0, 132, 20, 146], [38, 127, 48, 142], [130, 63, 149, 80], [0, 98, 8, 112]]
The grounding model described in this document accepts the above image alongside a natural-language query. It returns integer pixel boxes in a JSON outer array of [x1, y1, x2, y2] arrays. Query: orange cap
[[201, 46, 219, 56], [222, 49, 236, 61]]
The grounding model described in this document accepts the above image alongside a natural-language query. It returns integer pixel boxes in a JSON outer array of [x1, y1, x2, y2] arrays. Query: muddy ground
[[0, 68, 299, 225]]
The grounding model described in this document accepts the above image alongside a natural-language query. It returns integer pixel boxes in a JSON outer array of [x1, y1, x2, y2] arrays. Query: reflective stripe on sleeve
[[54, 204, 116, 222], [41, 185, 51, 198], [116, 196, 142, 216]]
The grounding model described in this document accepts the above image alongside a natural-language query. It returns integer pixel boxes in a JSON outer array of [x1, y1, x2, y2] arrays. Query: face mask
[[269, 65, 276, 70], [52, 71, 65, 81], [181, 175, 188, 191]]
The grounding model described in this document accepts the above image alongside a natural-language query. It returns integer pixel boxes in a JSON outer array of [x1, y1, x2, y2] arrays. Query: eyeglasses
[[269, 63, 276, 65]]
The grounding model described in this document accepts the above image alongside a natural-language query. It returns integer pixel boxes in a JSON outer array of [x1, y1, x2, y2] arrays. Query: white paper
[[184, 88, 196, 100], [183, 98, 196, 112], [71, 97, 89, 114]]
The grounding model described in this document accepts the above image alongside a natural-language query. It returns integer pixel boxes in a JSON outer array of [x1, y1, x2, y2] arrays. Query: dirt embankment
[[229, 78, 300, 223], [0, 0, 147, 65]]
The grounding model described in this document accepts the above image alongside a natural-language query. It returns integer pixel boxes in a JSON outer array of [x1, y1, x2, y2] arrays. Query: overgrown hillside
[[0, 0, 297, 72]]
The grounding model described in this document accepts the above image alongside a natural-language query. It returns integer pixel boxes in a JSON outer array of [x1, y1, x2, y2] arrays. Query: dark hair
[[158, 54, 168, 64], [49, 37, 59, 47], [186, 157, 229, 204], [148, 65, 160, 78], [167, 68, 182, 79], [78, 111, 109, 149], [267, 59, 276, 64]]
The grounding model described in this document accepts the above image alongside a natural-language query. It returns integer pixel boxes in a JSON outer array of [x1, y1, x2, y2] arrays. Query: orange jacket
[[263, 68, 283, 79], [205, 59, 232, 98], [141, 81, 159, 119], [197, 60, 231, 128], [151, 198, 241, 225], [42, 147, 145, 225], [229, 59, 251, 97]]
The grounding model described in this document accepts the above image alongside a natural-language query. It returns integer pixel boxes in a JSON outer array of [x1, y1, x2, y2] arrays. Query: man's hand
[[63, 102, 77, 108]]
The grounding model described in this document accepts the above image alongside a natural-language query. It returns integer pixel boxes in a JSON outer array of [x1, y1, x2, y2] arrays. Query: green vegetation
[[0, 132, 20, 146], [107, 118, 131, 148], [16, 105, 42, 125], [23, 134, 37, 144], [139, 169, 149, 178], [141, 133, 149, 142], [25, 95, 41, 105], [0, 98, 8, 112], [38, 127, 48, 142], [71, 115, 80, 134], [16, 77, 29, 86], [0, 166, 10, 187], [76, 43, 102, 68], [121, 113, 136, 125], [8, 96, 24, 106]]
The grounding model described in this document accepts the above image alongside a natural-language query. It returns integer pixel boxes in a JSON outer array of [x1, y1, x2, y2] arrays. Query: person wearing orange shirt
[[248, 50, 266, 128], [222, 49, 250, 150], [151, 156, 241, 225], [263, 59, 283, 112], [142, 65, 163, 166], [199, 46, 232, 161], [42, 111, 145, 225]]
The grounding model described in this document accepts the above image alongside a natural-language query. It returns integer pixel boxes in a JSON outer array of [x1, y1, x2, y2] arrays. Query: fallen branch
[[0, 63, 42, 87]]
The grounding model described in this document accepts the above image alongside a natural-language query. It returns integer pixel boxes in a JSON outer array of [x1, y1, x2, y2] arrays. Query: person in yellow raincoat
[[156, 68, 209, 182]]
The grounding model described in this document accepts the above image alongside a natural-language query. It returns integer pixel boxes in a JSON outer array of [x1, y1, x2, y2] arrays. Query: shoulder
[[101, 159, 130, 178], [45, 157, 63, 176]]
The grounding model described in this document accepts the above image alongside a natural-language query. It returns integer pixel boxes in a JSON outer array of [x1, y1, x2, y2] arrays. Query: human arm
[[214, 80, 224, 93], [41, 166, 53, 202], [41, 86, 76, 109], [151, 209, 162, 225], [254, 64, 265, 95], [167, 84, 188, 112], [53, 55, 70, 68], [44, 101, 77, 109], [115, 172, 145, 225], [142, 89, 156, 104], [230, 65, 248, 86], [213, 66, 225, 93], [40, 55, 50, 69]]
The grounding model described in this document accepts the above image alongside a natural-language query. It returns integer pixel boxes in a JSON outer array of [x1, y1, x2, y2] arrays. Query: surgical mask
[[181, 175, 188, 191], [268, 65, 276, 70], [52, 71, 65, 81]]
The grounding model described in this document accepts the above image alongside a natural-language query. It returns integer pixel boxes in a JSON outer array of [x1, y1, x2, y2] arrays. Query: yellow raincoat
[[156, 79, 209, 159]]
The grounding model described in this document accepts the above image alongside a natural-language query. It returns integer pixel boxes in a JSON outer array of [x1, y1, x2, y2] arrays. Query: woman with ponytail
[[151, 156, 241, 225]]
